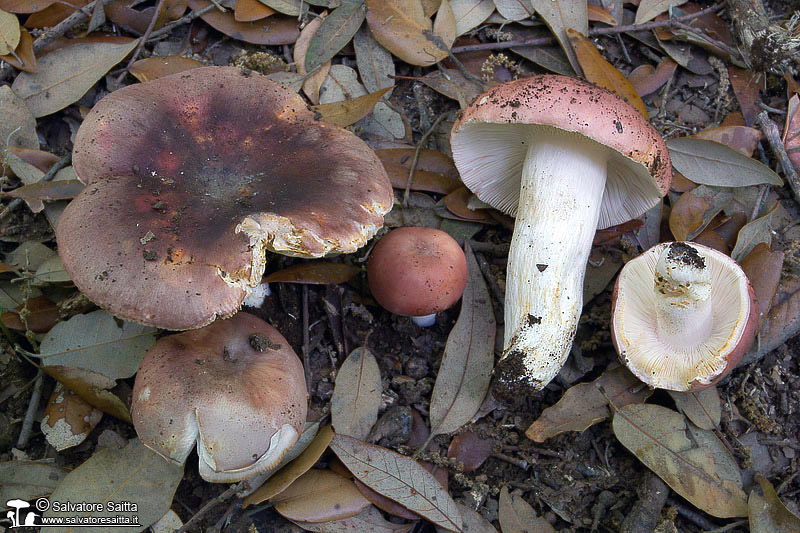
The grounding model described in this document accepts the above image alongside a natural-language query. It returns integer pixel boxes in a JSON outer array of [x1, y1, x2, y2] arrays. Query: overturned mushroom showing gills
[[57, 66, 392, 330], [612, 242, 758, 391], [131, 312, 307, 483], [450, 75, 671, 395]]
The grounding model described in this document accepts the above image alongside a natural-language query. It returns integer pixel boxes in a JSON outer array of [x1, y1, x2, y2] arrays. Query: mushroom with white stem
[[450, 75, 671, 397], [612, 241, 758, 391]]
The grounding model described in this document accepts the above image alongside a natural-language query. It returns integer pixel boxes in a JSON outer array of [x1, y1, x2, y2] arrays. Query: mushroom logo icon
[[4, 499, 39, 527]]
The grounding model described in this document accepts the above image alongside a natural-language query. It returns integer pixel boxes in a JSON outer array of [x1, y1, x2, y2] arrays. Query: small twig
[[147, 4, 217, 41], [667, 498, 718, 531], [0, 153, 72, 222], [302, 284, 311, 397], [15, 372, 43, 448], [115, 0, 166, 84], [491, 451, 529, 470], [468, 240, 510, 256], [756, 110, 800, 204], [474, 251, 505, 322], [176, 487, 236, 533], [450, 3, 726, 53], [403, 113, 448, 207], [703, 519, 748, 533]]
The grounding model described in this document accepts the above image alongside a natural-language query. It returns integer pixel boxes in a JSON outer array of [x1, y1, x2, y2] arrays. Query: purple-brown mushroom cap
[[57, 66, 392, 330], [131, 312, 307, 483]]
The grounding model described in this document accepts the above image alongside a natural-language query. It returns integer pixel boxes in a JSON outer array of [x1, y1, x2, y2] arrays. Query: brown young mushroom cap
[[57, 66, 392, 330], [367, 227, 467, 326], [450, 75, 671, 396], [131, 312, 307, 483], [611, 242, 758, 391]]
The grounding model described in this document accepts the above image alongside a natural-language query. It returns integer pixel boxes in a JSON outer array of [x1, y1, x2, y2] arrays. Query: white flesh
[[411, 313, 437, 327], [502, 130, 608, 389]]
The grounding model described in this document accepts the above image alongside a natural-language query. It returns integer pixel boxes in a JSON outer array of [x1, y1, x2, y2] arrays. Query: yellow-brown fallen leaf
[[378, 148, 462, 195], [668, 387, 721, 431], [42, 365, 131, 423], [0, 28, 35, 72], [187, 0, 299, 45], [311, 86, 393, 127], [749, 474, 800, 532], [526, 365, 650, 442], [443, 187, 491, 221], [129, 56, 205, 83], [41, 382, 103, 451], [0, 7, 20, 56], [587, 4, 617, 25], [499, 486, 555, 533], [1, 295, 59, 333], [294, 10, 330, 105], [740, 243, 784, 327], [627, 58, 677, 97], [690, 125, 762, 156], [272, 469, 371, 523], [783, 94, 799, 170], [567, 28, 648, 117], [235, 0, 275, 21], [264, 262, 359, 285], [24, 0, 90, 28], [669, 185, 732, 241]]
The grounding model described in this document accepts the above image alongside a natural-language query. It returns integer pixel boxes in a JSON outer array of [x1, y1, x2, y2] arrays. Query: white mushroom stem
[[653, 242, 713, 347], [502, 130, 609, 389], [411, 313, 437, 327]]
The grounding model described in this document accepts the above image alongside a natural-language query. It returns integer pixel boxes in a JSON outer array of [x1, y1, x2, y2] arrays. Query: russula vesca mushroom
[[131, 312, 307, 482], [367, 227, 467, 326], [450, 75, 671, 395], [56, 66, 392, 330], [611, 242, 758, 391]]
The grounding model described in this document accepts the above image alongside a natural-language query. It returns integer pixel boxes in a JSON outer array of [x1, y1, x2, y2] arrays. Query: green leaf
[[38, 310, 157, 380], [306, 0, 366, 72], [667, 138, 783, 187], [41, 439, 183, 533]]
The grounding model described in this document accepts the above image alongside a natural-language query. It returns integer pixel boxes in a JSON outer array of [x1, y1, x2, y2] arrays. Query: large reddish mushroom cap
[[367, 227, 468, 317], [131, 312, 307, 483], [57, 66, 392, 330], [611, 242, 758, 391]]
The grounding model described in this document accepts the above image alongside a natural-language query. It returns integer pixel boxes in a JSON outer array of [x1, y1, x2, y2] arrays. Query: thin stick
[[302, 284, 311, 397], [175, 487, 236, 533], [147, 4, 217, 41], [0, 153, 72, 222], [403, 113, 448, 207], [756, 111, 800, 204], [115, 0, 166, 84], [450, 2, 726, 54], [16, 372, 43, 448]]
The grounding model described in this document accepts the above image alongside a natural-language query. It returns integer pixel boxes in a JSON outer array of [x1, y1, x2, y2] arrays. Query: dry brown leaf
[[0, 27, 35, 72], [24, 0, 90, 28], [332, 347, 381, 440], [0, 7, 20, 55], [525, 365, 650, 442], [5, 147, 58, 176], [188, 0, 299, 44], [12, 39, 139, 117], [493, 0, 533, 22], [450, 0, 494, 36], [446, 431, 494, 472], [635, 0, 686, 23], [429, 242, 495, 436], [529, 0, 587, 74], [627, 58, 677, 97], [443, 187, 491, 221], [291, 505, 415, 532], [669, 185, 732, 241], [264, 262, 360, 285], [749, 474, 800, 532], [242, 425, 334, 507], [1, 295, 59, 333], [3, 179, 84, 201], [377, 148, 462, 194], [128, 55, 205, 82], [365, 0, 453, 67], [0, 0, 61, 13], [235, 0, 276, 21], [728, 66, 761, 126], [41, 382, 103, 451], [305, 1, 366, 72], [294, 10, 330, 105], [732, 203, 778, 261], [668, 387, 721, 431], [312, 86, 393, 126], [612, 404, 748, 518], [354, 477, 423, 521], [783, 94, 800, 171], [420, 68, 485, 107], [690, 125, 762, 157], [0, 85, 38, 152], [567, 28, 648, 117], [42, 365, 131, 422], [587, 4, 617, 25], [437, 504, 497, 532], [272, 469, 371, 523], [354, 25, 396, 97], [329, 433, 463, 531], [740, 243, 784, 327], [498, 486, 555, 532]]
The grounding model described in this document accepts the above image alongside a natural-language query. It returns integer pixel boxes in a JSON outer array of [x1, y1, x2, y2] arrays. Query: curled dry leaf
[[264, 262, 360, 285], [749, 473, 800, 533], [612, 403, 748, 518], [332, 347, 382, 440], [669, 184, 732, 241], [242, 425, 334, 507], [42, 365, 131, 422], [498, 486, 555, 533], [627, 58, 677, 97], [329, 433, 463, 531], [732, 203, 778, 262], [272, 469, 371, 523], [783, 94, 799, 170], [312, 86, 393, 127], [291, 505, 415, 532], [365, 0, 454, 67], [377, 148, 462, 195], [567, 28, 647, 118], [0, 27, 35, 72], [668, 387, 721, 431], [42, 439, 183, 532], [429, 242, 495, 437], [690, 125, 762, 157], [11, 39, 139, 117], [128, 55, 205, 82], [740, 243, 784, 326], [306, 0, 366, 73], [41, 382, 103, 451], [525, 365, 651, 442], [294, 10, 330, 105], [187, 0, 299, 44]]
